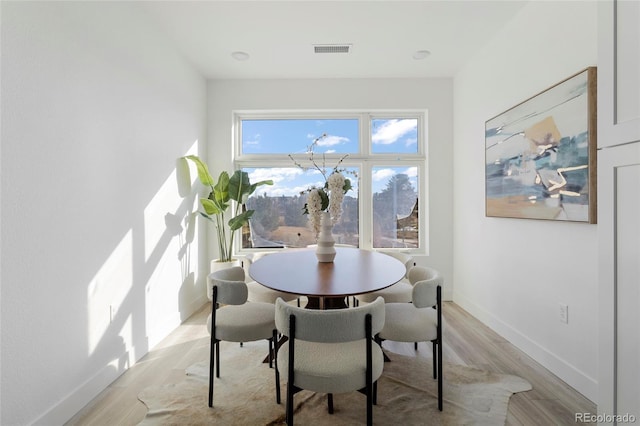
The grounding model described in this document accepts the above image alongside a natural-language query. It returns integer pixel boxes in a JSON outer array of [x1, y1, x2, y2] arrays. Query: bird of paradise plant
[[183, 155, 273, 262]]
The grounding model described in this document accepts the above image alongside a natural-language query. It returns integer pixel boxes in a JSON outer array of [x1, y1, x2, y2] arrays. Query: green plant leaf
[[249, 179, 274, 198], [228, 170, 250, 203], [318, 188, 330, 211], [343, 178, 352, 193], [200, 198, 224, 215], [199, 212, 215, 222], [213, 171, 230, 205], [229, 210, 254, 231], [229, 170, 273, 203], [183, 155, 215, 187]]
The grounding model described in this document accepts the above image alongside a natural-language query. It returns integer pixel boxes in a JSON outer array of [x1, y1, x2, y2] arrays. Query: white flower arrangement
[[289, 134, 355, 237]]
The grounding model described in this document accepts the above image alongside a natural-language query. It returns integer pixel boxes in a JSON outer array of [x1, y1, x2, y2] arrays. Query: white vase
[[316, 211, 336, 263]]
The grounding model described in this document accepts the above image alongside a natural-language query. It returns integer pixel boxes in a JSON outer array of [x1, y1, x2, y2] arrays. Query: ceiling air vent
[[313, 44, 352, 54]]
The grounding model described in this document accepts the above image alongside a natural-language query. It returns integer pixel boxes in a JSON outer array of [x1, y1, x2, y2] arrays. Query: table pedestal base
[[305, 296, 348, 310]]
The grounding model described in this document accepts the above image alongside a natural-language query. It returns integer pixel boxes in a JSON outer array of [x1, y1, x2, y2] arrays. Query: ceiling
[[140, 1, 528, 79]]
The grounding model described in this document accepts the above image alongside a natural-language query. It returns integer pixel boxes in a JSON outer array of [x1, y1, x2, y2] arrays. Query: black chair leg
[[208, 339, 215, 407], [415, 341, 418, 350], [216, 342, 221, 378], [286, 382, 294, 426], [273, 330, 281, 404], [432, 340, 437, 379], [437, 339, 443, 411], [328, 393, 334, 414], [366, 387, 373, 426], [373, 381, 378, 405]]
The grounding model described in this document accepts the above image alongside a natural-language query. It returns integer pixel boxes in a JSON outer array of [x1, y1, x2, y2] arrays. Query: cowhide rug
[[138, 340, 531, 425]]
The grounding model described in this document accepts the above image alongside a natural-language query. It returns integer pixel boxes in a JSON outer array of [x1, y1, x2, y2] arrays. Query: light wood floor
[[66, 301, 596, 425]]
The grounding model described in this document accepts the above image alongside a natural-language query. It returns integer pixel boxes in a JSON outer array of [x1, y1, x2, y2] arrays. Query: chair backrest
[[243, 251, 276, 275], [275, 297, 385, 343], [407, 265, 439, 285], [381, 251, 416, 278], [412, 270, 443, 309], [244, 251, 278, 265], [208, 266, 248, 305]]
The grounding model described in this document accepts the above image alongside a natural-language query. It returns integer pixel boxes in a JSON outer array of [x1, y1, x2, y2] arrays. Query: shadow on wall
[[82, 142, 202, 409]]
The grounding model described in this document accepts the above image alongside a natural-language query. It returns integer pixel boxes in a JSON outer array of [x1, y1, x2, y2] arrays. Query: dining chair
[[207, 266, 278, 407], [354, 251, 416, 306], [376, 266, 443, 411], [244, 252, 300, 305], [274, 297, 386, 426]]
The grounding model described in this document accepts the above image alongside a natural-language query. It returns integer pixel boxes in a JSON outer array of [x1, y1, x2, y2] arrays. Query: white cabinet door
[[598, 1, 640, 423], [598, 142, 640, 423], [598, 0, 640, 149]]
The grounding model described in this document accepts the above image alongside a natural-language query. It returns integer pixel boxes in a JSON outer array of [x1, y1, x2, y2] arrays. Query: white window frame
[[233, 109, 428, 255]]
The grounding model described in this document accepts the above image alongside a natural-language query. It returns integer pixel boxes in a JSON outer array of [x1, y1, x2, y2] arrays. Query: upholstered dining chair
[[376, 266, 444, 411], [244, 252, 300, 305], [354, 251, 416, 306], [274, 297, 386, 426], [207, 266, 278, 407]]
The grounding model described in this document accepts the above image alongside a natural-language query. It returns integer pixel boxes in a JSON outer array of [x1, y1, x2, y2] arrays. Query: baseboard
[[180, 294, 208, 322], [452, 291, 598, 403], [32, 362, 124, 426]]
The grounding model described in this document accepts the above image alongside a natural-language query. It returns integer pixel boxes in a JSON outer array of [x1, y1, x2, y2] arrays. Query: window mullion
[[359, 160, 373, 250]]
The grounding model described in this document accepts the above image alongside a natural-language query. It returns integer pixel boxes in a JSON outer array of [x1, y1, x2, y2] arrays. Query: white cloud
[[248, 168, 324, 197], [404, 167, 418, 178], [249, 167, 302, 185], [372, 168, 396, 182], [306, 132, 350, 150], [316, 134, 349, 147], [257, 179, 327, 197], [245, 133, 261, 145], [372, 119, 417, 145], [371, 167, 418, 193]]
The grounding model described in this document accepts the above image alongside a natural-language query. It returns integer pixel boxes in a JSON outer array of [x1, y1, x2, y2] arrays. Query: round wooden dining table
[[248, 247, 406, 309]]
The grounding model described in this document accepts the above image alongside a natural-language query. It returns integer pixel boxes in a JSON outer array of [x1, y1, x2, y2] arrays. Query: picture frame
[[485, 67, 597, 223]]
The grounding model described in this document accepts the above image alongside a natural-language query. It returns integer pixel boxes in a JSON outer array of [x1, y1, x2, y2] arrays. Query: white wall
[[1, 2, 207, 424], [208, 79, 454, 299], [452, 1, 598, 402]]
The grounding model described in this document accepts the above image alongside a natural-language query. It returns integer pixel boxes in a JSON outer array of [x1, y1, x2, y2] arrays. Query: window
[[242, 118, 358, 155], [372, 166, 419, 248], [371, 118, 419, 154], [234, 111, 427, 253]]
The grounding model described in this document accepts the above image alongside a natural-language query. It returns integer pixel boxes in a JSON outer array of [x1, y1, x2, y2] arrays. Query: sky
[[242, 118, 418, 154], [242, 118, 419, 197]]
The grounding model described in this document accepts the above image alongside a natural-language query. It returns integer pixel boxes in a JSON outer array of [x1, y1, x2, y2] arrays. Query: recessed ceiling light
[[412, 50, 431, 60], [231, 51, 250, 61]]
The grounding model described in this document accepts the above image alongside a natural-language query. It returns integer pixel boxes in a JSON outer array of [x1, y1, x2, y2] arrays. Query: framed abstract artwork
[[485, 67, 597, 223]]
